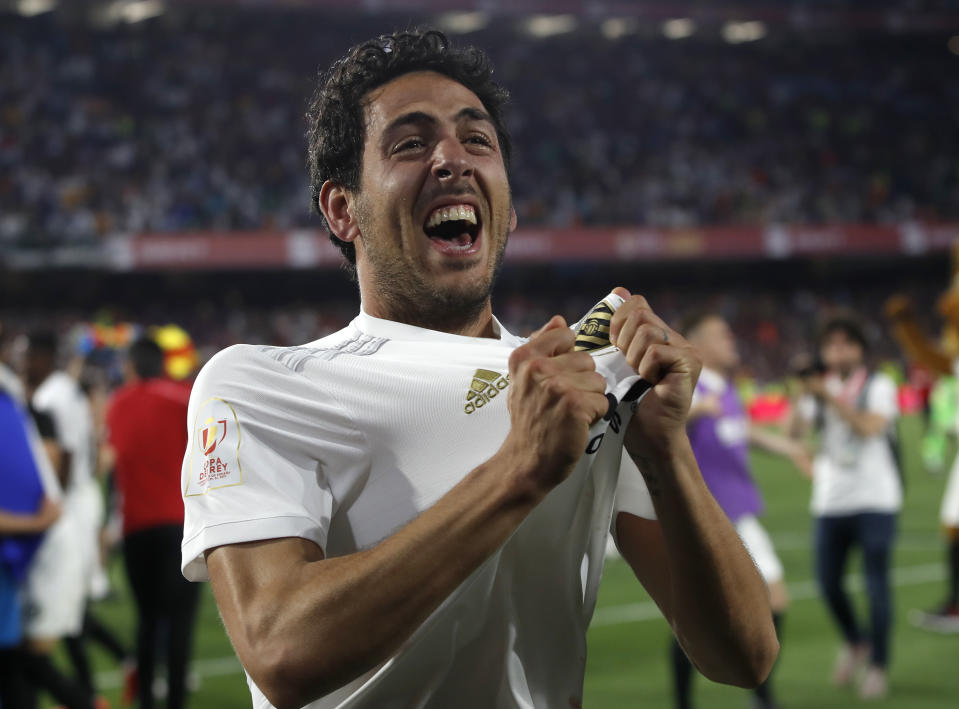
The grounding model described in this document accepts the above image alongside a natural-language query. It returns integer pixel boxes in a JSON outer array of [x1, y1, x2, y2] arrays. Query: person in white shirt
[[791, 313, 901, 700], [181, 29, 778, 709], [23, 331, 102, 707]]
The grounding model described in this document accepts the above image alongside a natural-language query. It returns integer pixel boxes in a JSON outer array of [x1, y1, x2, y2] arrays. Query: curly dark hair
[[306, 29, 512, 270], [817, 312, 870, 355]]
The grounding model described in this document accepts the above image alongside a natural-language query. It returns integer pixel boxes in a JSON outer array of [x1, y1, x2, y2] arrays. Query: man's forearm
[[210, 453, 540, 708], [823, 393, 887, 437], [0, 509, 48, 535], [749, 425, 803, 458], [628, 435, 778, 687]]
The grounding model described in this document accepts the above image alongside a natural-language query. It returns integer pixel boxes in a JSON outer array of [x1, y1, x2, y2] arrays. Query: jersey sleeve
[[866, 374, 899, 423], [180, 345, 368, 582], [612, 448, 657, 533]]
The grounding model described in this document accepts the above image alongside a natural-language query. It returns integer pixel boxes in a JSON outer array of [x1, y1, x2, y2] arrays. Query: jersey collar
[[353, 309, 525, 348]]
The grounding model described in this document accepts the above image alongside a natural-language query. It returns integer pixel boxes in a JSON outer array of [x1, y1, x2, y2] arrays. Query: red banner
[[101, 222, 957, 271]]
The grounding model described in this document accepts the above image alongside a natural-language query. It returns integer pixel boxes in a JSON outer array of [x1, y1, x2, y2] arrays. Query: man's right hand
[[498, 315, 609, 497]]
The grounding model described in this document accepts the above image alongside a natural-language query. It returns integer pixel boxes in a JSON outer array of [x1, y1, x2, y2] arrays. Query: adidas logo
[[574, 298, 615, 351], [464, 368, 510, 414]]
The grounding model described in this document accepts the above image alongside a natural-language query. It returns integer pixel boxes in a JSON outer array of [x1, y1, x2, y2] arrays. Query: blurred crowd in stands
[[2, 8, 958, 246]]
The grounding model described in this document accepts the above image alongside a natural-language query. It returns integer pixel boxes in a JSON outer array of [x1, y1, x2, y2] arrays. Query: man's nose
[[431, 138, 473, 181]]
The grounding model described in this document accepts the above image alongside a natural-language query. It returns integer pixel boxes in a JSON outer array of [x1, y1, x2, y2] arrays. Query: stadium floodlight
[[103, 0, 165, 24], [17, 0, 56, 16], [721, 20, 767, 44], [601, 17, 638, 40], [522, 14, 578, 38], [661, 18, 695, 40], [435, 11, 489, 35]]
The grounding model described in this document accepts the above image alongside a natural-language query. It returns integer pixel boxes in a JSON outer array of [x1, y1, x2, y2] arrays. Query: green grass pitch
[[61, 415, 958, 708]]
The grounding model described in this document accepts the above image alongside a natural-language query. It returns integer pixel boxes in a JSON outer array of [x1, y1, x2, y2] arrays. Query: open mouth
[[423, 204, 481, 255]]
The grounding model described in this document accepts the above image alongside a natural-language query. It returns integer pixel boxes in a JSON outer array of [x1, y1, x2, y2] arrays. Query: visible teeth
[[426, 204, 477, 229]]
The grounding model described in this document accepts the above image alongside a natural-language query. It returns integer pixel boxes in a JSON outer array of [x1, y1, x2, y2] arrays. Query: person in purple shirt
[[673, 313, 812, 709]]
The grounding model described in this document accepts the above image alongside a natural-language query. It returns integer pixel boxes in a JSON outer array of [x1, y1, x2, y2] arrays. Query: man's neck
[[362, 298, 498, 339]]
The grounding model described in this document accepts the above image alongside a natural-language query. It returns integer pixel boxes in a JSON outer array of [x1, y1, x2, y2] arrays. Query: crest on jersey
[[200, 418, 228, 455], [464, 368, 510, 414], [574, 299, 615, 351], [185, 397, 243, 496]]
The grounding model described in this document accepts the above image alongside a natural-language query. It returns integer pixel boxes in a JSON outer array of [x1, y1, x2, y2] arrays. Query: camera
[[792, 354, 827, 379]]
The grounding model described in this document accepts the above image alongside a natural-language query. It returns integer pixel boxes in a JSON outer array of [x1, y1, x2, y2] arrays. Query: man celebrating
[[180, 30, 777, 708], [674, 313, 812, 709]]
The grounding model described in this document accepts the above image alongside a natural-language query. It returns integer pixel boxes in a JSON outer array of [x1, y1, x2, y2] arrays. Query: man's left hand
[[608, 287, 701, 458]]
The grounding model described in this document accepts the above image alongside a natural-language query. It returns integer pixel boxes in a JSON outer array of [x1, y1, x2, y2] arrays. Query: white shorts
[[942, 456, 959, 529], [736, 515, 784, 585], [73, 479, 106, 596], [23, 512, 87, 639]]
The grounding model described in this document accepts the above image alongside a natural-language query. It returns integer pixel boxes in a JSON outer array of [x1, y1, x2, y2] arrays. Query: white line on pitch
[[94, 562, 946, 688], [768, 531, 940, 552], [95, 655, 243, 690], [590, 562, 945, 628]]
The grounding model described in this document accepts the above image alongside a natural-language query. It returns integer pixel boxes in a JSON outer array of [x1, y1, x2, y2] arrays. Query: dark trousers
[[814, 512, 897, 667], [123, 524, 199, 709], [20, 648, 94, 709], [0, 647, 29, 708]]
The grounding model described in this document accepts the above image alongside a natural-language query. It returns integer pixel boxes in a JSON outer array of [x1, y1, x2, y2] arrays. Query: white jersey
[[181, 309, 656, 709], [16, 368, 88, 639], [32, 371, 96, 518], [799, 369, 901, 516], [32, 370, 103, 594]]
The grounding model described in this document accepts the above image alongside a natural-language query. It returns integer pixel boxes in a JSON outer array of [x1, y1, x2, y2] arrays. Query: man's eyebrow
[[379, 107, 494, 148], [383, 111, 437, 136], [384, 107, 492, 132], [455, 107, 493, 124]]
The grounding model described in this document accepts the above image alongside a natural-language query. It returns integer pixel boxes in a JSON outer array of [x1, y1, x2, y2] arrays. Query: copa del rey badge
[[185, 397, 243, 496]]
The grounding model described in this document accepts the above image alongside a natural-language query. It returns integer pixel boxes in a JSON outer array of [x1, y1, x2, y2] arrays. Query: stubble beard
[[361, 222, 509, 334]]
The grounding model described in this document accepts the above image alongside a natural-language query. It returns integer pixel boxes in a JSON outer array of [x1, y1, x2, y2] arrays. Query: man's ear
[[318, 181, 360, 243]]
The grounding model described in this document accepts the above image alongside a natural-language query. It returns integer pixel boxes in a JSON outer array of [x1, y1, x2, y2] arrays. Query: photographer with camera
[[789, 313, 901, 700]]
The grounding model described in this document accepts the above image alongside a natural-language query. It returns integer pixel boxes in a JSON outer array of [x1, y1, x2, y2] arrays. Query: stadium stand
[[1, 3, 958, 246]]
